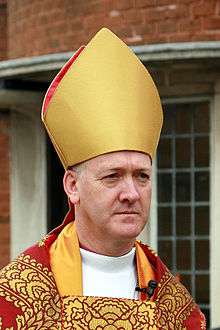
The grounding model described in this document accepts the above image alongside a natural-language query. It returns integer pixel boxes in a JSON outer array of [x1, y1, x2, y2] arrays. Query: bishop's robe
[[0, 217, 206, 329]]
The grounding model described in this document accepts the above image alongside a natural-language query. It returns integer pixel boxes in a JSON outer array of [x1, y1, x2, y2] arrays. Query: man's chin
[[113, 213, 143, 224], [112, 224, 144, 241]]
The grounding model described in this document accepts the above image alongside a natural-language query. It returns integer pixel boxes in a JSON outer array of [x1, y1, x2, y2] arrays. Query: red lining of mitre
[[42, 46, 85, 115]]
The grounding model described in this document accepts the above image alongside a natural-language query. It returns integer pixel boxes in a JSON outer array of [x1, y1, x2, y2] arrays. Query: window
[[157, 102, 210, 327]]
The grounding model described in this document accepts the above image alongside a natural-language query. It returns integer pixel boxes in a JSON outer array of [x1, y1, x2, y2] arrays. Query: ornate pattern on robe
[[0, 220, 206, 329]]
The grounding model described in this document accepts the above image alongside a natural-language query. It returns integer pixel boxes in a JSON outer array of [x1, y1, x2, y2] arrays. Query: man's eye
[[138, 173, 150, 180], [107, 173, 118, 178], [103, 173, 119, 180]]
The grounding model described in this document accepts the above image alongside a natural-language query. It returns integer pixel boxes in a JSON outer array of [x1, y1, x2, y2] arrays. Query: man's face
[[72, 151, 152, 243]]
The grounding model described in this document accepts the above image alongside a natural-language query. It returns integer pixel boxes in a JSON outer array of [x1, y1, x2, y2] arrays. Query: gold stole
[[50, 222, 157, 329]]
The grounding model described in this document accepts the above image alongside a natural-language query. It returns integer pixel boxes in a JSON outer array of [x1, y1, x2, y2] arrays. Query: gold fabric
[[42, 28, 163, 168], [136, 241, 155, 292], [49, 221, 154, 299], [50, 222, 82, 296], [62, 296, 157, 329], [0, 251, 202, 329], [0, 254, 61, 328]]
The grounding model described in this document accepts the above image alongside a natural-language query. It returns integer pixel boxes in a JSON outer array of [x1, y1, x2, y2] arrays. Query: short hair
[[69, 160, 87, 175]]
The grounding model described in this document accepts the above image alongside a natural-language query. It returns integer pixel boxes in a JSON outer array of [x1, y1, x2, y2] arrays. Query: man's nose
[[118, 178, 140, 203]]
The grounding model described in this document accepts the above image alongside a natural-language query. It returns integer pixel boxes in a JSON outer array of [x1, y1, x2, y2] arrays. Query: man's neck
[[78, 239, 135, 257]]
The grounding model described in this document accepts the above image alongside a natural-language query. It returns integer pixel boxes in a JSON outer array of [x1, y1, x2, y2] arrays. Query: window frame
[[153, 96, 213, 326]]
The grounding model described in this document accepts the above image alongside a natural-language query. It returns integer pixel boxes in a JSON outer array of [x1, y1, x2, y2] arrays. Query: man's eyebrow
[[97, 166, 151, 174], [97, 167, 123, 174]]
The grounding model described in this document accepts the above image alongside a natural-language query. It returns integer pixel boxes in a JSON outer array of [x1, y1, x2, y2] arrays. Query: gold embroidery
[[156, 272, 196, 329], [62, 296, 157, 329], [0, 254, 61, 329], [0, 253, 202, 329], [38, 234, 50, 247]]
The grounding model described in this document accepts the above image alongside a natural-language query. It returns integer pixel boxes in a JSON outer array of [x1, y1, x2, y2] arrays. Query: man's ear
[[63, 170, 80, 204]]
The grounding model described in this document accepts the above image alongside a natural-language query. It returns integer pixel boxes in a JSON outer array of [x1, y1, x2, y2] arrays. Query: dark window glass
[[157, 138, 172, 168], [176, 240, 191, 270], [181, 274, 192, 293], [176, 173, 191, 202], [195, 172, 209, 201], [195, 137, 209, 167], [158, 173, 172, 203], [158, 207, 172, 236], [196, 275, 209, 304], [194, 102, 210, 133], [176, 107, 191, 133], [176, 207, 191, 236], [158, 240, 172, 269], [162, 106, 174, 134], [195, 206, 209, 235], [176, 138, 191, 168], [195, 240, 209, 270]]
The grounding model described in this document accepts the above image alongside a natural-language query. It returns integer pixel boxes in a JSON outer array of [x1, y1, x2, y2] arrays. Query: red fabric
[[0, 297, 21, 329], [42, 46, 85, 115], [184, 307, 206, 329], [0, 241, 53, 328], [0, 223, 206, 329]]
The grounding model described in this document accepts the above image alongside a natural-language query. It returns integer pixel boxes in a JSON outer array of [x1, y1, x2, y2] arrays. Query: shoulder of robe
[[136, 241, 206, 329], [0, 239, 62, 329]]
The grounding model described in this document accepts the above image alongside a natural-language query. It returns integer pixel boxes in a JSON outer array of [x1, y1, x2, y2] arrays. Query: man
[[0, 28, 205, 329]]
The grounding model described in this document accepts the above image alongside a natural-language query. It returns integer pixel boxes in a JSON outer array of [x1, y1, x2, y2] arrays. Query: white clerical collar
[[80, 247, 136, 273]]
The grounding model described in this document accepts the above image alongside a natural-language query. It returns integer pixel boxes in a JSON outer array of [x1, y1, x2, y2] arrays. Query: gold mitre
[[42, 28, 163, 169]]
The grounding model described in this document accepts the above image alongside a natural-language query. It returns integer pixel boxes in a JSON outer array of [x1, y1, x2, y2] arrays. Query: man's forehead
[[86, 151, 152, 170]]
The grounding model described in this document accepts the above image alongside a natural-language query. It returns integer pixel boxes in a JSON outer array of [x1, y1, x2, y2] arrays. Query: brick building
[[0, 0, 220, 328]]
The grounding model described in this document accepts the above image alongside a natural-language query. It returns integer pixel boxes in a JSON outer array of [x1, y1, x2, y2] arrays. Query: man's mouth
[[115, 211, 139, 214]]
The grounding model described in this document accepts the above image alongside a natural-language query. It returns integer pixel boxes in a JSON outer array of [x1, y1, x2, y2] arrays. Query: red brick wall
[[0, 112, 10, 268], [7, 0, 220, 59], [0, 0, 7, 60]]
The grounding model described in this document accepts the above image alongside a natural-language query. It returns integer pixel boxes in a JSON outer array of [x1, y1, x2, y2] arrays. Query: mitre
[[42, 28, 163, 169]]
